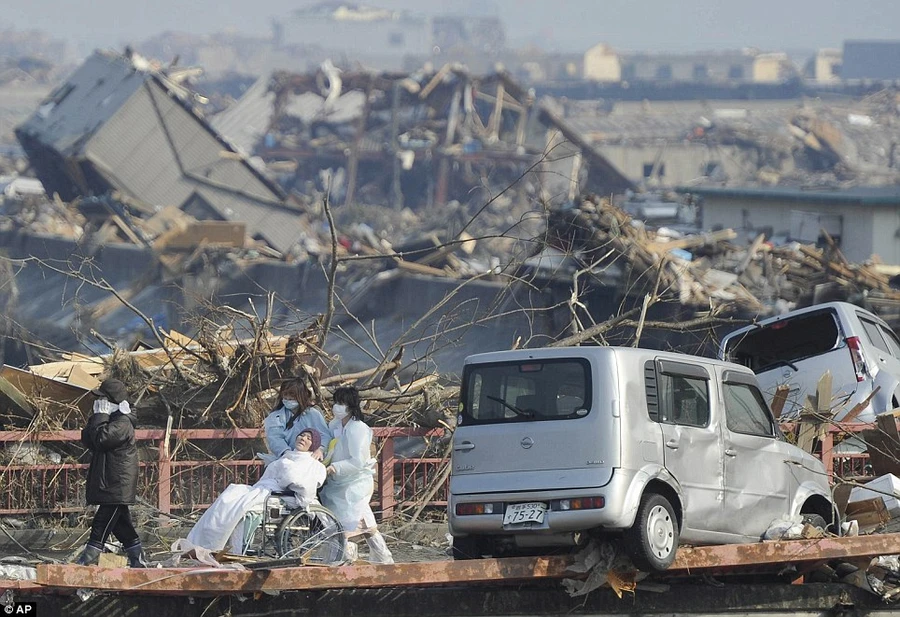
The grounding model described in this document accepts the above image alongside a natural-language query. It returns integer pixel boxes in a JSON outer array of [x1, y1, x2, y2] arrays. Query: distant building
[[677, 185, 900, 264], [842, 40, 900, 81], [432, 15, 505, 56], [582, 45, 794, 84], [806, 48, 842, 84], [15, 50, 306, 254], [274, 3, 432, 71]]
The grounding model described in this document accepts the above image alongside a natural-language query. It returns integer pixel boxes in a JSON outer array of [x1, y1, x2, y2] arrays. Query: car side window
[[666, 375, 710, 427], [879, 324, 900, 359], [724, 383, 775, 437], [860, 317, 890, 354]]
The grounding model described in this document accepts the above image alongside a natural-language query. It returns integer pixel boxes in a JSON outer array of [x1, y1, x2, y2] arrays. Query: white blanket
[[185, 450, 326, 552]]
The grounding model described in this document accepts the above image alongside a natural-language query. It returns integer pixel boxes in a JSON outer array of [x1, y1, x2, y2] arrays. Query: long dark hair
[[333, 385, 364, 422], [275, 378, 314, 429]]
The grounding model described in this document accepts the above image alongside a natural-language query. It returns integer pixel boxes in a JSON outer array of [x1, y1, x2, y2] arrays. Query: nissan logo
[[521, 437, 534, 449]]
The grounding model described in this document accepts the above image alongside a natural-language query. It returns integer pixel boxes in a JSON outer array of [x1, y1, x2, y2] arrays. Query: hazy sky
[[5, 0, 900, 55]]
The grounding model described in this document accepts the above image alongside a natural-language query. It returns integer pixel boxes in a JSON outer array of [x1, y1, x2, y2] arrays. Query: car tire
[[624, 492, 679, 572], [801, 513, 828, 531], [451, 535, 485, 560]]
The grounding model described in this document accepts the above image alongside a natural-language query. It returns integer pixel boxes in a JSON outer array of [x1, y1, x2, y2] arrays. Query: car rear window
[[460, 359, 591, 424], [724, 310, 841, 372]]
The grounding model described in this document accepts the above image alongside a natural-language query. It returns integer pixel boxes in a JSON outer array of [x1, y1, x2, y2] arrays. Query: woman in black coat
[[76, 378, 148, 567]]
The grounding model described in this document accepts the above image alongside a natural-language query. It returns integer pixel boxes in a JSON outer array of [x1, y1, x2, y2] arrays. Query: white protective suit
[[185, 450, 326, 553], [318, 418, 377, 532]]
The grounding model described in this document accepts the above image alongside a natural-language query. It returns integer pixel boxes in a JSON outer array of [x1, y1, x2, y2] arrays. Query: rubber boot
[[365, 532, 394, 565], [75, 544, 102, 566], [125, 542, 150, 568]]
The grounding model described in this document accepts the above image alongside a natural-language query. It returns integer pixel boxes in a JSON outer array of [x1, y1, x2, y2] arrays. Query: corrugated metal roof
[[18, 51, 306, 254], [84, 81, 305, 252], [16, 51, 144, 155], [210, 76, 275, 155]]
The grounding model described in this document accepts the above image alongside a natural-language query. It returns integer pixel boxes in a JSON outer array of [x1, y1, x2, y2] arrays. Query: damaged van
[[448, 346, 834, 571], [720, 302, 900, 422]]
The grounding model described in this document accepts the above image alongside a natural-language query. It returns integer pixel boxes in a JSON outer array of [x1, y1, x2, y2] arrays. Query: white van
[[448, 346, 834, 571], [720, 302, 900, 422]]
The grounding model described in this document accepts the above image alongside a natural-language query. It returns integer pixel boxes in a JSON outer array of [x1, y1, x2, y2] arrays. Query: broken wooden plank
[[158, 221, 246, 251], [845, 497, 891, 533], [862, 415, 900, 477], [770, 384, 790, 419], [842, 386, 881, 423], [0, 365, 92, 414], [0, 373, 36, 419]]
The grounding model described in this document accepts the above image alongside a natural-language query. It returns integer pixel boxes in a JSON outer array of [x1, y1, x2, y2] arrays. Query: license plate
[[503, 502, 547, 525]]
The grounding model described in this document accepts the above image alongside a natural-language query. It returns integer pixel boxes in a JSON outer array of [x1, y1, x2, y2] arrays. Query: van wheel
[[451, 535, 485, 560], [624, 493, 679, 572], [801, 513, 828, 532]]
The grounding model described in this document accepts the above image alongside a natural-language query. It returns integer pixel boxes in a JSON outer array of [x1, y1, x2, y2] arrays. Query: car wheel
[[451, 535, 485, 560], [624, 492, 679, 572], [801, 513, 828, 531]]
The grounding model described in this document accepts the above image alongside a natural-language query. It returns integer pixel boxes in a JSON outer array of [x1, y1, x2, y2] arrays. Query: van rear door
[[722, 308, 856, 417], [451, 357, 615, 493]]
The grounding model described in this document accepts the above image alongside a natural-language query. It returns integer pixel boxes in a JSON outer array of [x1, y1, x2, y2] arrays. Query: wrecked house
[[559, 95, 900, 189], [14, 50, 308, 254], [213, 64, 633, 212]]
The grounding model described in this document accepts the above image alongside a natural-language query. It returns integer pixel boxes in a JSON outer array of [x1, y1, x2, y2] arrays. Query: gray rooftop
[[677, 185, 900, 205]]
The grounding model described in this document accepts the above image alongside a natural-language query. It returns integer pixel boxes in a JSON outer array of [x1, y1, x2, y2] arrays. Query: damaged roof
[[15, 50, 307, 254]]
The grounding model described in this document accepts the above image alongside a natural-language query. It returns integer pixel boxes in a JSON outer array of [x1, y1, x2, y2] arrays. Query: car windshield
[[724, 310, 841, 372], [461, 359, 591, 424]]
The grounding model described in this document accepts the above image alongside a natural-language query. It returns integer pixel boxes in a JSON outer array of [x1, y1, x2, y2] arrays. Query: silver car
[[448, 346, 833, 571], [720, 302, 900, 422]]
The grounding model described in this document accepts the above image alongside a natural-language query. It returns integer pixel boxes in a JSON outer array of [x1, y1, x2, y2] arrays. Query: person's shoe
[[75, 544, 102, 566], [125, 542, 150, 568], [365, 532, 394, 565]]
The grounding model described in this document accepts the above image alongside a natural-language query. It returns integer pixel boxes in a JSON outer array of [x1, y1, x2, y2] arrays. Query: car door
[[654, 359, 725, 538], [858, 314, 900, 406], [721, 370, 792, 538]]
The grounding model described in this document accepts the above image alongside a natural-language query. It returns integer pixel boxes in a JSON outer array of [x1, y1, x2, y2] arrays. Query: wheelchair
[[237, 491, 346, 565]]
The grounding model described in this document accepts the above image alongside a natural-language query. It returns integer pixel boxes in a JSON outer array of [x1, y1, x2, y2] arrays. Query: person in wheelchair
[[320, 385, 395, 564], [185, 429, 327, 553], [259, 378, 331, 465]]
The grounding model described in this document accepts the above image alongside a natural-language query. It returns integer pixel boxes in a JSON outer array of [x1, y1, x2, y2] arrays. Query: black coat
[[82, 411, 138, 505]]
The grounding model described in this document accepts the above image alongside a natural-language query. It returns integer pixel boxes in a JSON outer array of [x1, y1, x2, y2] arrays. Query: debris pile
[[0, 321, 453, 432], [545, 195, 900, 320]]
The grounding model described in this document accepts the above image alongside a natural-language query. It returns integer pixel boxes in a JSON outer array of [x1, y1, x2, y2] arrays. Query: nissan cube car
[[448, 346, 834, 572], [720, 302, 900, 422]]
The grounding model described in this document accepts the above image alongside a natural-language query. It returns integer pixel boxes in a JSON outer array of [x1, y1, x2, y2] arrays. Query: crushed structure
[[14, 49, 308, 254], [213, 63, 633, 212]]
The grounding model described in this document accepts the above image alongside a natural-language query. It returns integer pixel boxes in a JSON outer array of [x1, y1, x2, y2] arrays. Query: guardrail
[[0, 427, 446, 519]]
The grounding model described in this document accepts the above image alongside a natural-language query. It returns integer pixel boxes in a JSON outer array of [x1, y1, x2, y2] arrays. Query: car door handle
[[665, 439, 679, 450], [725, 449, 737, 457], [454, 442, 476, 452]]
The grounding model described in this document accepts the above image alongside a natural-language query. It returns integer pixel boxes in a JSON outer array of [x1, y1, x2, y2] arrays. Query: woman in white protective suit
[[319, 385, 394, 564], [184, 429, 326, 554]]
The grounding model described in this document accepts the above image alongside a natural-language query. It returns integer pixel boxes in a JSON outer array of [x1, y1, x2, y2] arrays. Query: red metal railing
[[0, 428, 446, 519]]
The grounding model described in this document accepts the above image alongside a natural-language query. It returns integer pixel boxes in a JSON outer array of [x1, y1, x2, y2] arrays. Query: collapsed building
[[559, 94, 900, 189], [212, 62, 634, 213], [14, 49, 309, 254]]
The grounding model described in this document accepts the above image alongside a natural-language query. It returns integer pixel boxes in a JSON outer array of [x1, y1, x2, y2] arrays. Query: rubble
[[544, 194, 900, 322]]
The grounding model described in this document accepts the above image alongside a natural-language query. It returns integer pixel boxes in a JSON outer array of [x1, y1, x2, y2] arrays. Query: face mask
[[93, 399, 118, 414], [282, 398, 300, 411], [332, 404, 348, 420]]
